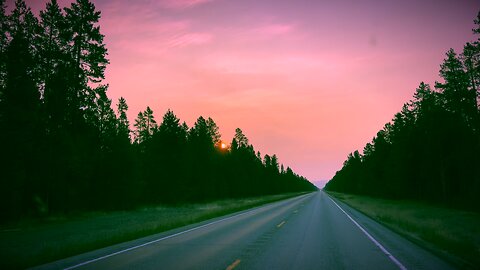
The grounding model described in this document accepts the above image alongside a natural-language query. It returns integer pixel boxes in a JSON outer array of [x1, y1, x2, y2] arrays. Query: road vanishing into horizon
[[34, 191, 454, 270]]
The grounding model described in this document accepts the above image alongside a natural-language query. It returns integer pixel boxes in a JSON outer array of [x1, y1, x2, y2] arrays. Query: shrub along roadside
[[327, 191, 480, 268]]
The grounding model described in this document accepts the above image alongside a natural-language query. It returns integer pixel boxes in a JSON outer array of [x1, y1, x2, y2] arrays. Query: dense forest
[[326, 12, 480, 211], [0, 0, 316, 221]]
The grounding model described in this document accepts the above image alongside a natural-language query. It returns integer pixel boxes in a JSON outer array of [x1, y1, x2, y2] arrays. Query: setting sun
[[221, 143, 227, 149]]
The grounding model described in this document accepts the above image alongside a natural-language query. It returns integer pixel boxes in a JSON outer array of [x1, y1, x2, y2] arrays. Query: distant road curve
[[34, 191, 453, 270]]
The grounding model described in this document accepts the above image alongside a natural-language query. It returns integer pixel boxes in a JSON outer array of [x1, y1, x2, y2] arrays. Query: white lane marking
[[64, 194, 311, 270], [327, 195, 408, 270], [225, 259, 241, 270]]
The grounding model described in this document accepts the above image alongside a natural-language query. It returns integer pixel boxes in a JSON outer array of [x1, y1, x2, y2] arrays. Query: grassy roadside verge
[[0, 192, 307, 269], [327, 191, 480, 268]]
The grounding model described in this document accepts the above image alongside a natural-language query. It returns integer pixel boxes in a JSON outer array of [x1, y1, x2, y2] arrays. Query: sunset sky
[[24, 0, 479, 186]]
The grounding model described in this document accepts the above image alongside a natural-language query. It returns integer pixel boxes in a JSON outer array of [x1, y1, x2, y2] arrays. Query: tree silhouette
[[133, 111, 146, 144], [0, 0, 316, 221], [116, 97, 130, 140], [436, 49, 475, 120], [234, 128, 249, 148], [39, 0, 66, 89], [0, 0, 8, 93], [144, 106, 157, 136], [64, 0, 109, 128], [326, 14, 480, 210], [64, 0, 107, 85], [1, 25, 42, 218], [464, 11, 480, 108], [206, 117, 221, 145], [189, 116, 214, 149]]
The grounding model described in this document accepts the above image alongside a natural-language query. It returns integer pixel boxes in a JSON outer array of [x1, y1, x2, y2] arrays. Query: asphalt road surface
[[34, 191, 454, 270]]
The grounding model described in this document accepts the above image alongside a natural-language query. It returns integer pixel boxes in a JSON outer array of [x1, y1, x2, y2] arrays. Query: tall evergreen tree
[[116, 97, 130, 140], [133, 111, 146, 144], [64, 0, 108, 86], [0, 0, 7, 94], [462, 44, 479, 108], [436, 49, 475, 120], [271, 154, 279, 173], [39, 0, 71, 134], [158, 109, 186, 143], [264, 154, 271, 167], [234, 128, 249, 148], [95, 85, 116, 140], [3, 31, 39, 115], [64, 0, 108, 124], [7, 0, 41, 86], [39, 0, 67, 90], [206, 117, 221, 145], [189, 116, 213, 148], [143, 106, 157, 138], [468, 11, 480, 107], [0, 28, 42, 218]]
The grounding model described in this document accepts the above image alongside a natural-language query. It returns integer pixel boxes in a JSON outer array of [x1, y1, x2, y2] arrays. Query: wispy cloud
[[204, 52, 340, 77], [101, 2, 213, 57], [254, 23, 295, 36], [161, 0, 215, 9], [166, 32, 213, 48]]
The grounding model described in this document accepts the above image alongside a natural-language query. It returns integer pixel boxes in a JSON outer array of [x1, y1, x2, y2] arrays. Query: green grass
[[327, 191, 480, 267], [0, 193, 306, 269]]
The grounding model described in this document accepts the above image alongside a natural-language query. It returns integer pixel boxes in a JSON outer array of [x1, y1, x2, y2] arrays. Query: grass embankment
[[0, 192, 306, 269], [327, 191, 480, 267]]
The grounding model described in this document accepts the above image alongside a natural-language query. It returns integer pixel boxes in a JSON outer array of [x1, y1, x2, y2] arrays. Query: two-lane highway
[[34, 191, 454, 270]]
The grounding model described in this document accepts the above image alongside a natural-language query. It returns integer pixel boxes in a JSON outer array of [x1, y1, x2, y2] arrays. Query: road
[[34, 191, 454, 270]]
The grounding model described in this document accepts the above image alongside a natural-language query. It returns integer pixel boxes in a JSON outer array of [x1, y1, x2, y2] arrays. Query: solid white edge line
[[63, 194, 310, 270], [327, 195, 408, 270], [64, 209, 251, 269]]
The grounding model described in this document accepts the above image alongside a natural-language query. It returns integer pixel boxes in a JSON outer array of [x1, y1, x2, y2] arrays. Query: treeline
[[325, 12, 480, 211], [0, 0, 316, 221]]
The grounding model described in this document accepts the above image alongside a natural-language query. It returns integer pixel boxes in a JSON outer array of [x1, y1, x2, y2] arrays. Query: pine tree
[[39, 1, 72, 134], [206, 117, 221, 145], [0, 0, 7, 93], [189, 116, 213, 148], [234, 128, 249, 148], [64, 0, 108, 86], [39, 0, 67, 87], [134, 111, 146, 144], [143, 106, 157, 139], [96, 85, 116, 139], [271, 154, 279, 173], [133, 107, 156, 144], [0, 27, 42, 218], [264, 154, 271, 167], [8, 0, 42, 86], [157, 109, 187, 145], [230, 137, 238, 151], [436, 49, 475, 120], [116, 97, 129, 139], [462, 12, 480, 109], [181, 121, 189, 136], [64, 0, 109, 125], [3, 31, 39, 115], [413, 82, 435, 113]]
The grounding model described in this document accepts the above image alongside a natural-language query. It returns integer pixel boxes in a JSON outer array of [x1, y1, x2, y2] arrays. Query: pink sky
[[23, 0, 479, 187]]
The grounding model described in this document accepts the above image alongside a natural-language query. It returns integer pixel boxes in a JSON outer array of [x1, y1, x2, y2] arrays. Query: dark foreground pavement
[[33, 191, 453, 270]]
